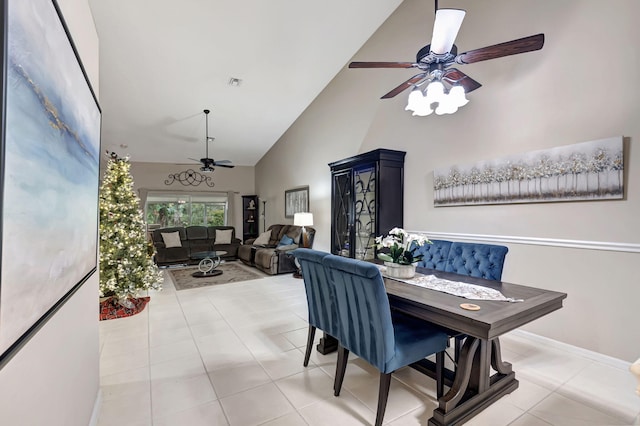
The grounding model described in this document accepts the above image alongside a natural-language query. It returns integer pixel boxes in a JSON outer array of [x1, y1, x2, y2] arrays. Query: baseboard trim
[[411, 231, 640, 254], [511, 329, 631, 370]]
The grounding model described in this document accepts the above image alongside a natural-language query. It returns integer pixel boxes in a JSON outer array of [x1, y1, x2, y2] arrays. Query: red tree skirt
[[99, 296, 150, 321]]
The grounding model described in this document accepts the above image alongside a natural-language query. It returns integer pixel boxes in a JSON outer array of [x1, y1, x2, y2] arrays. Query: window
[[145, 192, 228, 228]]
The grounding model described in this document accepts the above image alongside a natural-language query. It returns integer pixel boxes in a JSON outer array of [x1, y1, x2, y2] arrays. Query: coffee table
[[190, 251, 227, 278]]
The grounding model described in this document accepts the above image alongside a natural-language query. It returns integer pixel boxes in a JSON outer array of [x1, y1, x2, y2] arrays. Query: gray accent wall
[[255, 0, 640, 361]]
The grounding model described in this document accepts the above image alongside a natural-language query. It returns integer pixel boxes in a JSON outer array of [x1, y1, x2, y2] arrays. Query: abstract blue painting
[[0, 0, 100, 362]]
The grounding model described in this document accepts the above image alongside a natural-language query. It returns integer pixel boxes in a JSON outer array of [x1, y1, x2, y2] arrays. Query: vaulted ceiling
[[88, 0, 403, 166]]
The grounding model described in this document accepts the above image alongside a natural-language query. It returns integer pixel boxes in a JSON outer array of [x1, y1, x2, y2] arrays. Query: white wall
[[256, 0, 640, 361], [129, 161, 255, 232], [0, 0, 101, 424]]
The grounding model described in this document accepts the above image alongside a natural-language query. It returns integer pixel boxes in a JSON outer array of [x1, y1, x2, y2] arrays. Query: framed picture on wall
[[285, 186, 309, 218], [0, 0, 101, 368]]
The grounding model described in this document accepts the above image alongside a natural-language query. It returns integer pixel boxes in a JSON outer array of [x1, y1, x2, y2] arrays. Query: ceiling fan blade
[[454, 33, 544, 64], [430, 9, 466, 55], [214, 159, 232, 164], [349, 62, 415, 69], [215, 164, 235, 168], [188, 157, 200, 162], [381, 73, 427, 99], [443, 68, 482, 93]]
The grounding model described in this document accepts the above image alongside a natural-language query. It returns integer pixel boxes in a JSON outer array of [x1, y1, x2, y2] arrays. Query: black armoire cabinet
[[329, 149, 405, 259], [241, 195, 259, 242]]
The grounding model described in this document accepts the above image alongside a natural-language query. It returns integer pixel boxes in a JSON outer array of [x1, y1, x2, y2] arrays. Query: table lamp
[[294, 212, 313, 248]]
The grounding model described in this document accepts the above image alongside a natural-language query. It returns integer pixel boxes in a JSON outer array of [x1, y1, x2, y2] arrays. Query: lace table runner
[[381, 267, 523, 302]]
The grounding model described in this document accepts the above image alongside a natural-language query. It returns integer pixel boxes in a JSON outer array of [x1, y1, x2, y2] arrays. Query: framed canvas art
[[0, 0, 101, 367], [285, 186, 309, 218], [433, 137, 624, 206]]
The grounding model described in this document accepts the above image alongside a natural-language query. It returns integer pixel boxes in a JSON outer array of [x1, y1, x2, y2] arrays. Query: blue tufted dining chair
[[292, 248, 337, 367], [323, 254, 448, 426], [444, 242, 509, 361], [444, 242, 508, 281], [414, 239, 453, 270]]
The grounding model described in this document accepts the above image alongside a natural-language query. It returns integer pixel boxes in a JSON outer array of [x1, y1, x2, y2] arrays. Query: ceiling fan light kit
[[349, 3, 544, 117]]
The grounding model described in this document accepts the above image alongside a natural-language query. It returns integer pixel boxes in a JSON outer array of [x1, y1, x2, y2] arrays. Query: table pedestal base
[[427, 337, 519, 426]]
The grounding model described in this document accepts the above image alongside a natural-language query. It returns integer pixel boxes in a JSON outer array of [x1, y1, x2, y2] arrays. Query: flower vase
[[384, 262, 416, 279]]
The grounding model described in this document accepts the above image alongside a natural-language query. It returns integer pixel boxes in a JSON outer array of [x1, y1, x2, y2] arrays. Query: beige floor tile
[[98, 387, 151, 426], [529, 393, 629, 426], [501, 377, 554, 412], [153, 400, 228, 426], [298, 390, 375, 425], [508, 413, 553, 426], [150, 354, 206, 381], [149, 338, 199, 366], [260, 411, 308, 426], [208, 361, 272, 398], [347, 377, 434, 424], [464, 397, 525, 426], [275, 366, 336, 409], [219, 382, 295, 425], [257, 348, 309, 380], [388, 405, 438, 425], [100, 347, 149, 377], [151, 373, 217, 418], [557, 362, 640, 424]]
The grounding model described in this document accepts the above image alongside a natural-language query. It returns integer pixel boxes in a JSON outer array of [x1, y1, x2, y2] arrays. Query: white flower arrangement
[[375, 227, 431, 265]]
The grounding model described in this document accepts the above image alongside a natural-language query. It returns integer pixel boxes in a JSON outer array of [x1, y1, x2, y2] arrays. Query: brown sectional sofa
[[152, 225, 241, 265], [238, 224, 316, 275]]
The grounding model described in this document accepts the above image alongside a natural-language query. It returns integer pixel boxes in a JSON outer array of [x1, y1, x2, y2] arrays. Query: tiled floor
[[98, 263, 640, 425]]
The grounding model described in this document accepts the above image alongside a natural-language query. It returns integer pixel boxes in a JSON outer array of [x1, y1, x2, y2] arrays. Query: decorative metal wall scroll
[[165, 169, 215, 187], [433, 137, 624, 206]]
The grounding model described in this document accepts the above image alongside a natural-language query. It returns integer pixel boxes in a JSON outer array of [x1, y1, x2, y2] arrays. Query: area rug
[[168, 261, 266, 291], [99, 296, 150, 321]]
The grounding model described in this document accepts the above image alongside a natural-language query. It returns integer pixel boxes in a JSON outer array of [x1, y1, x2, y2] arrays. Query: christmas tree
[[99, 152, 163, 303]]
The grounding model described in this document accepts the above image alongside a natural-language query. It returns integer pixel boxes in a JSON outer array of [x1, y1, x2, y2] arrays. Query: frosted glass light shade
[[430, 9, 466, 54], [405, 88, 424, 112], [449, 85, 469, 107], [425, 80, 445, 103]]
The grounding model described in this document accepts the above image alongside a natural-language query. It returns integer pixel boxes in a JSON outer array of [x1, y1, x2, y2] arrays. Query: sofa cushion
[[278, 235, 295, 246], [215, 229, 233, 245], [186, 226, 208, 240], [161, 231, 182, 248], [254, 231, 271, 245]]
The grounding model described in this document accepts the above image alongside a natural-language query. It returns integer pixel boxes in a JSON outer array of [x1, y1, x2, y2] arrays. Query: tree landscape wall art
[[0, 0, 101, 365], [433, 137, 624, 206]]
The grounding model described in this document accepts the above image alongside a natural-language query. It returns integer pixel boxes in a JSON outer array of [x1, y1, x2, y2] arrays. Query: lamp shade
[[294, 212, 313, 227]]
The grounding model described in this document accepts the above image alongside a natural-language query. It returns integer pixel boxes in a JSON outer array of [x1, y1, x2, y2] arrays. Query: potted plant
[[375, 227, 431, 279]]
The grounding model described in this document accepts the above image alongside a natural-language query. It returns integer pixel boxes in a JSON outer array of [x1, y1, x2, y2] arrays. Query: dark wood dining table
[[383, 266, 567, 426]]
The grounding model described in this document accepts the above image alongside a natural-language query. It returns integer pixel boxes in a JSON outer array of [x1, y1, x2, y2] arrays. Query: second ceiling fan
[[349, 2, 544, 115]]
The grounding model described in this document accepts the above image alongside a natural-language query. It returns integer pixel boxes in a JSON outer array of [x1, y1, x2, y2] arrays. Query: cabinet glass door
[[353, 166, 375, 260], [332, 171, 351, 256]]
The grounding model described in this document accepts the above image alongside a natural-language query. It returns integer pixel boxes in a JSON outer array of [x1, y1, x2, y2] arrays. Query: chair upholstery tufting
[[444, 242, 508, 281], [415, 239, 452, 270]]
